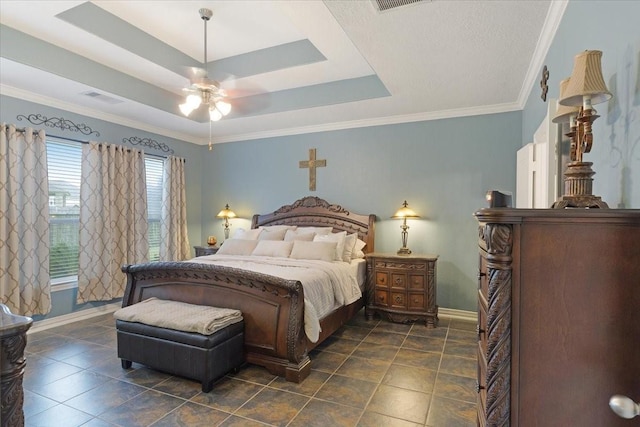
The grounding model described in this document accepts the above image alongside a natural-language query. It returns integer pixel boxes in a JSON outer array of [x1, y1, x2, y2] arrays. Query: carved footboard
[[121, 262, 311, 382]]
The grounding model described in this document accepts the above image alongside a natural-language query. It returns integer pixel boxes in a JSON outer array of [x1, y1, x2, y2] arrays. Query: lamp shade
[[391, 201, 419, 219], [560, 50, 612, 107], [216, 204, 236, 219], [552, 78, 581, 124]]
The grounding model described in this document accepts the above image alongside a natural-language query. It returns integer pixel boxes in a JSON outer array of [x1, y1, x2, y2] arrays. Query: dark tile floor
[[22, 311, 477, 427]]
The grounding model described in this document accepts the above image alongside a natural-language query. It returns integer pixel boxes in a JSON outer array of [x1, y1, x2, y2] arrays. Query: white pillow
[[289, 241, 337, 262], [233, 228, 263, 240], [313, 231, 347, 262], [258, 228, 287, 241], [259, 225, 297, 231], [217, 239, 258, 256], [284, 229, 316, 242], [342, 233, 358, 262], [251, 240, 293, 257], [353, 238, 367, 259], [297, 226, 333, 235]]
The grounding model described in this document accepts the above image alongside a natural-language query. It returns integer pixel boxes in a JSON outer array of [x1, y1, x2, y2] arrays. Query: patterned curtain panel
[[159, 156, 190, 261], [77, 142, 148, 303], [0, 124, 51, 315]]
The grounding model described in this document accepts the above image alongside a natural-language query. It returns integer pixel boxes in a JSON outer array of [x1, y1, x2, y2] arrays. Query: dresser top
[[475, 208, 640, 224]]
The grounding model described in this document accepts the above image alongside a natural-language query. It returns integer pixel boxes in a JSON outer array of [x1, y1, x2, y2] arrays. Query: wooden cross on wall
[[299, 148, 326, 191]]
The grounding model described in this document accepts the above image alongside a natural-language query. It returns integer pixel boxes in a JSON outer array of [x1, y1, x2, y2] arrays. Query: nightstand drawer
[[375, 271, 389, 287], [408, 293, 425, 310], [408, 274, 425, 290], [391, 273, 407, 289], [375, 290, 389, 307], [390, 292, 405, 308]]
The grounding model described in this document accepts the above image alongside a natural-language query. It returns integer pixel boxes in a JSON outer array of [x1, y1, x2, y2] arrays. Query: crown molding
[[0, 84, 200, 144], [212, 102, 523, 144], [517, 0, 568, 108]]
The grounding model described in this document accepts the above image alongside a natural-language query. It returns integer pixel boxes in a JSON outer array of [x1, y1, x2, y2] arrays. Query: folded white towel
[[114, 297, 243, 335]]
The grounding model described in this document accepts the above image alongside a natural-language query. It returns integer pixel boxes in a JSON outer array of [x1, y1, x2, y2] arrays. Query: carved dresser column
[[476, 218, 513, 427], [0, 304, 33, 427]]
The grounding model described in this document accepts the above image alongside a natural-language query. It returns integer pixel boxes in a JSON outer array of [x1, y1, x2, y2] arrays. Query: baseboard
[[28, 303, 121, 334], [27, 303, 477, 334], [438, 307, 477, 323]]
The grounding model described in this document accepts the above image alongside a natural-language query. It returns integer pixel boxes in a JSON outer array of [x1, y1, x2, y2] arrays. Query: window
[[145, 157, 163, 261], [46, 138, 164, 284]]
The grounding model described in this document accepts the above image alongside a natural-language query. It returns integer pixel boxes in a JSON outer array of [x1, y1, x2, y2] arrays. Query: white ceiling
[[0, 0, 562, 145]]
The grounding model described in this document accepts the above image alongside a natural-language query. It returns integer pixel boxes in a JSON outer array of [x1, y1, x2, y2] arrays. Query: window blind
[[47, 139, 82, 281]]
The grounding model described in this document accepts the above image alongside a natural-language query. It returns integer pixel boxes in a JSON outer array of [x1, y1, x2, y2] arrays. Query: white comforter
[[190, 255, 362, 342]]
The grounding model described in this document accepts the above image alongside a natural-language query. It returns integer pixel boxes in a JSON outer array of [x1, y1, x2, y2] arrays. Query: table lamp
[[216, 204, 236, 240], [392, 201, 419, 255]]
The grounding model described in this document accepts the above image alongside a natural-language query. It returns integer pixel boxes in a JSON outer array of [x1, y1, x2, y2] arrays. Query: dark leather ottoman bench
[[114, 301, 244, 392]]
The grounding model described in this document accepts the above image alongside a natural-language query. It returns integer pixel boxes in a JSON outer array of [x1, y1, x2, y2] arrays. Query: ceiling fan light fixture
[[209, 107, 223, 122], [180, 8, 232, 124], [216, 100, 231, 116], [179, 94, 202, 116]]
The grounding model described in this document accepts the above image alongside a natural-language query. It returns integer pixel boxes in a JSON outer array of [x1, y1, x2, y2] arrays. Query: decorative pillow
[[296, 226, 333, 235], [259, 225, 297, 231], [313, 231, 347, 262], [342, 233, 358, 262], [217, 239, 259, 256], [353, 238, 367, 259], [289, 241, 337, 262], [258, 228, 287, 241], [233, 228, 263, 240], [251, 240, 293, 257], [284, 229, 316, 242]]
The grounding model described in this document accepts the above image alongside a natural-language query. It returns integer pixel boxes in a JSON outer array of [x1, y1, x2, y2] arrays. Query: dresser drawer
[[478, 298, 488, 354], [478, 254, 488, 299], [477, 344, 487, 417], [408, 292, 425, 310]]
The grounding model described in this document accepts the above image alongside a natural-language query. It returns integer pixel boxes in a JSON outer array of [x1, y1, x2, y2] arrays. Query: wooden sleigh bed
[[120, 196, 375, 382]]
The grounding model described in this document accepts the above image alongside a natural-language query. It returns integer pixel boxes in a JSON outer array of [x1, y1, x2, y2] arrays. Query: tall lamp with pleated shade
[[552, 50, 612, 208]]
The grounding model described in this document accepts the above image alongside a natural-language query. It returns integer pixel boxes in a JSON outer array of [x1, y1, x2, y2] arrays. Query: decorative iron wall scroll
[[123, 136, 175, 155], [17, 114, 100, 136]]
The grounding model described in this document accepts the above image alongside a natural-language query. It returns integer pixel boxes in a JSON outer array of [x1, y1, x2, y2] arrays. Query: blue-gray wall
[[522, 0, 640, 208], [201, 112, 522, 312]]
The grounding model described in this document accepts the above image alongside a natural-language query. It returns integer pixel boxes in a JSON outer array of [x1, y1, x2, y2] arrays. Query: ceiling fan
[[179, 8, 231, 122]]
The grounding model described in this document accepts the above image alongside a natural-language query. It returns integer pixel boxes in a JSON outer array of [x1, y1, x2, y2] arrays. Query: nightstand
[[366, 253, 438, 327], [194, 245, 219, 257]]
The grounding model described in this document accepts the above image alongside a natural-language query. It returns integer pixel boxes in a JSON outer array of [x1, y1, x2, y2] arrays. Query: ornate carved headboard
[[251, 196, 376, 253]]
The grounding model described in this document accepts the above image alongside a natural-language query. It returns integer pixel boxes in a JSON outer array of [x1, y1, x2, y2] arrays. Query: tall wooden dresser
[[474, 209, 640, 427]]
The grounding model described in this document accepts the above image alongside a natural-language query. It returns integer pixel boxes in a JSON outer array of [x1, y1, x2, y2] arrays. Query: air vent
[[81, 91, 123, 105], [372, 0, 428, 12]]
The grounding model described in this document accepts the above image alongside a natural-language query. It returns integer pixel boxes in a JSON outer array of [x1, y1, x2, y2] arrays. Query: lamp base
[[397, 247, 412, 256], [552, 161, 608, 209]]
